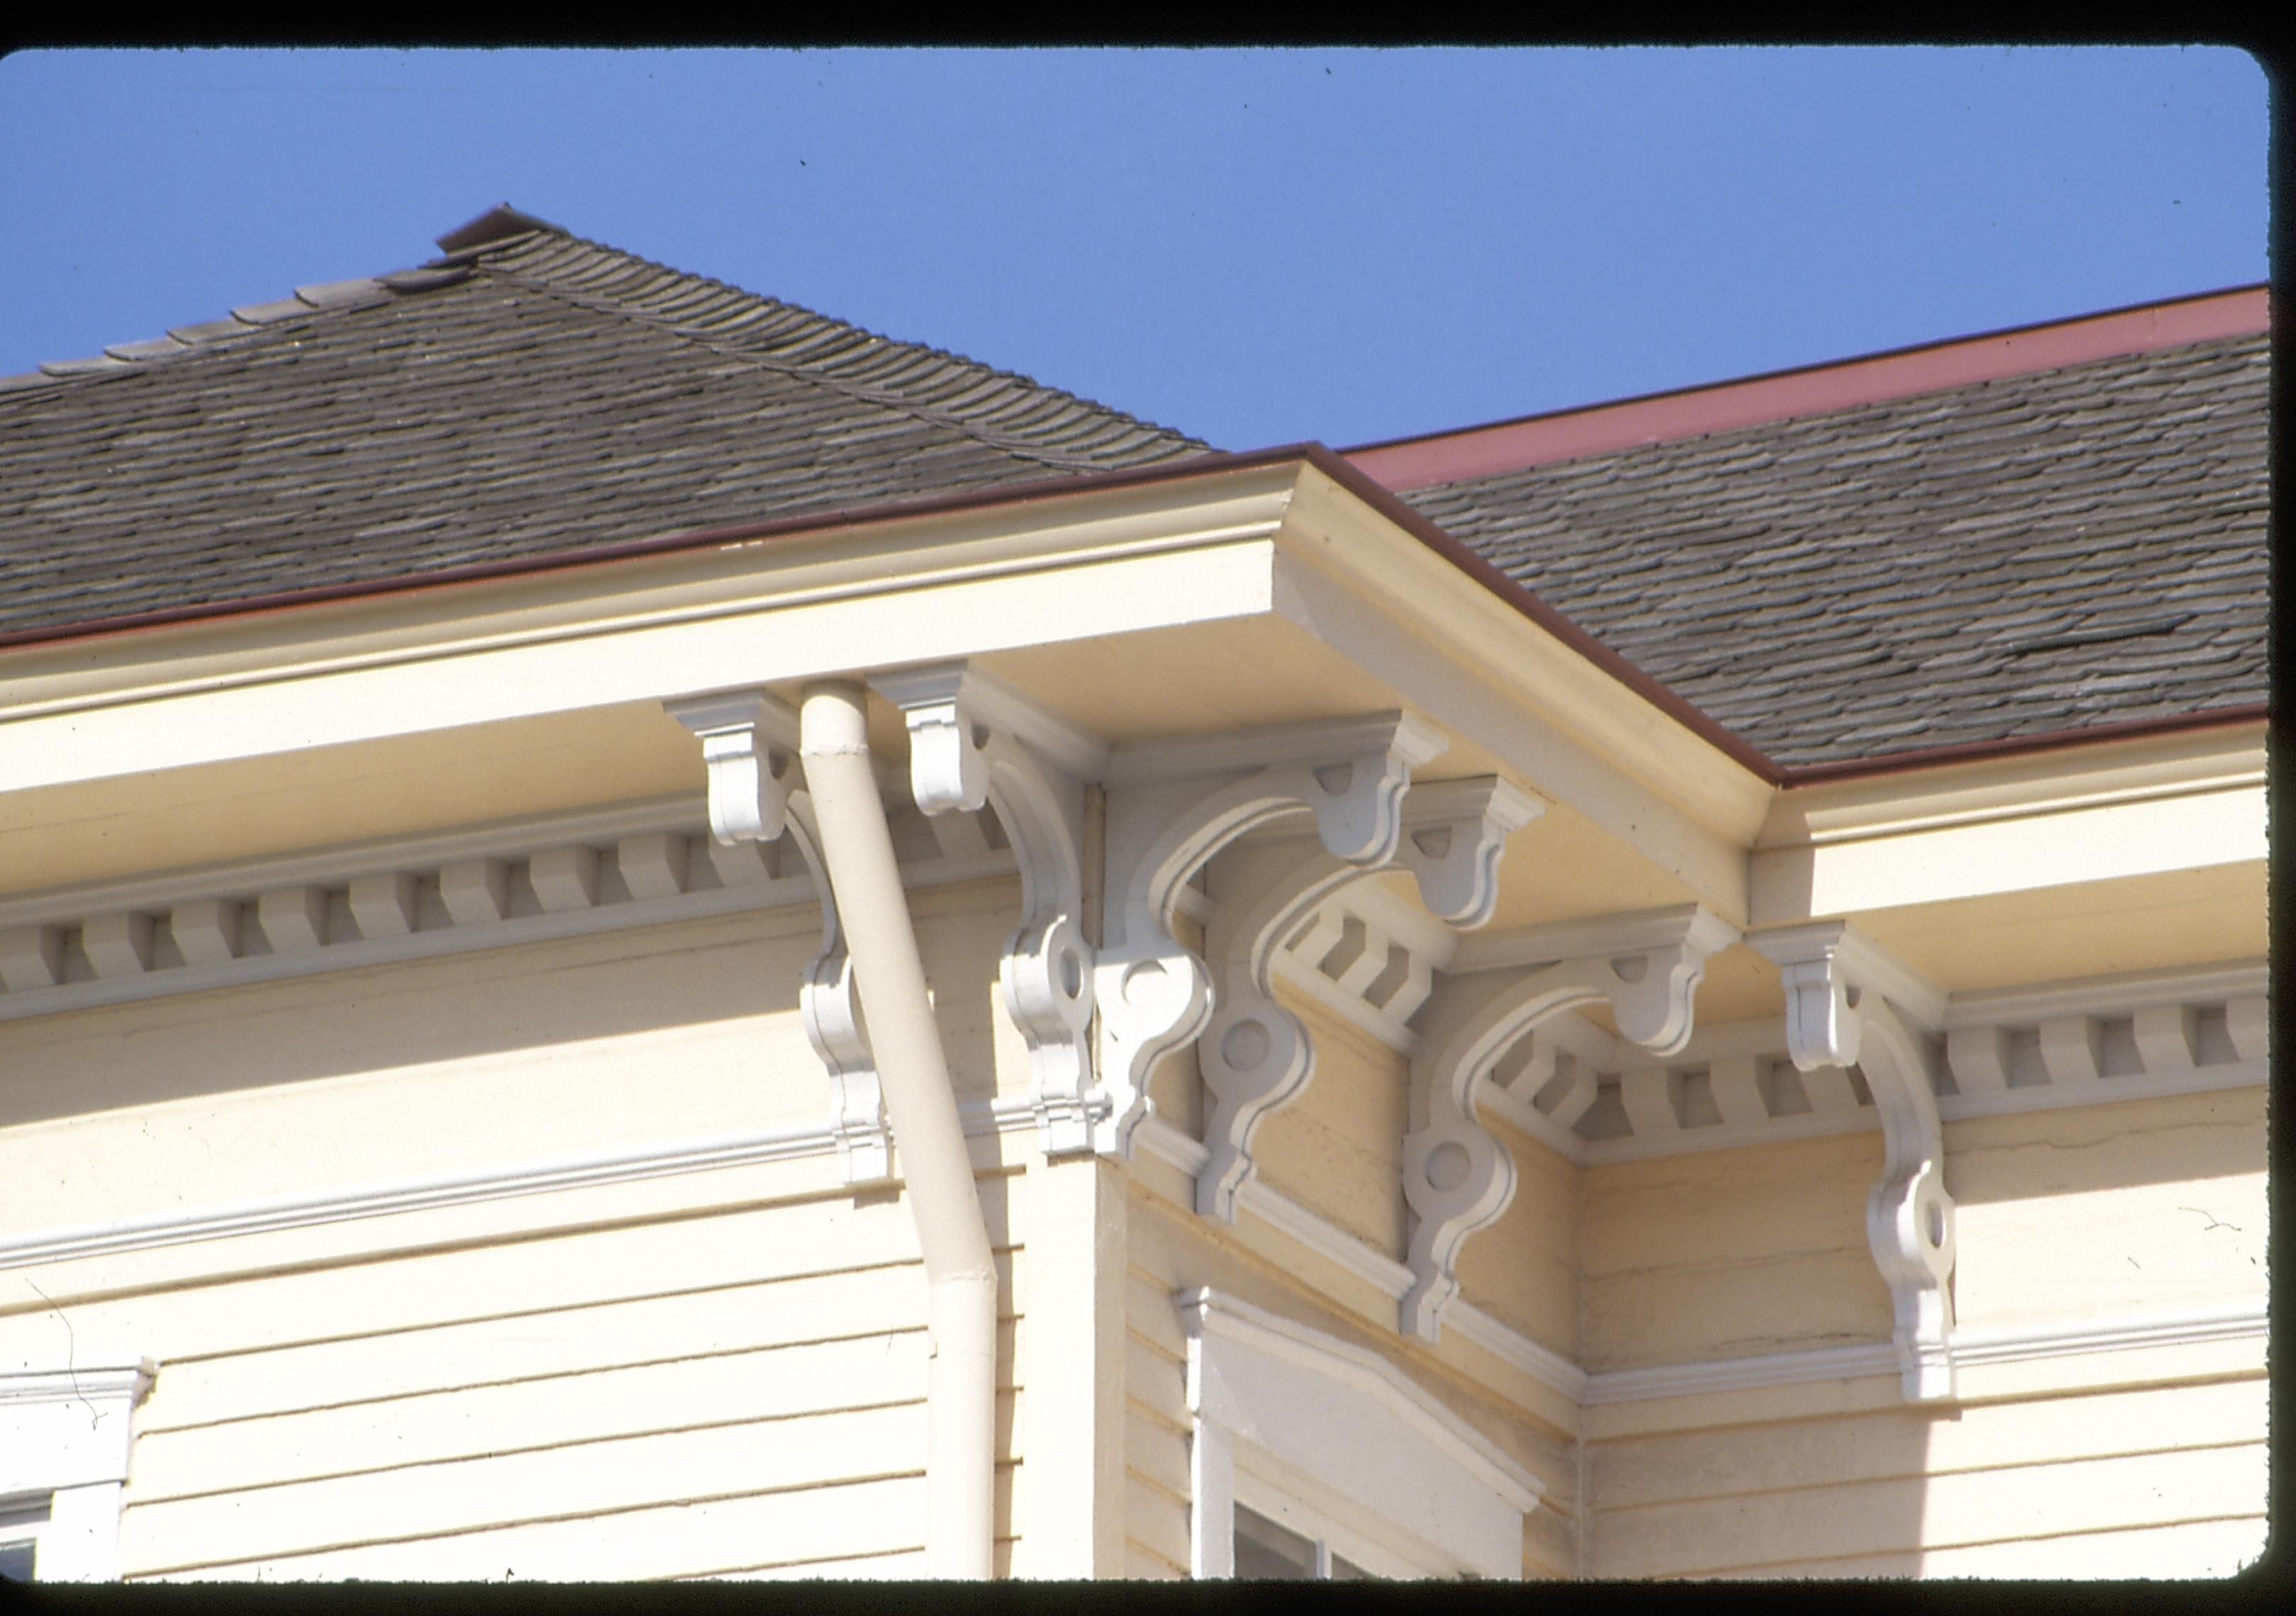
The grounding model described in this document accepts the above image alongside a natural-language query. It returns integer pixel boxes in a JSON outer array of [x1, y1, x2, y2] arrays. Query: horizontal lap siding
[[1249, 989, 1407, 1256], [1947, 1089, 2268, 1331], [111, 1210, 1023, 1580], [1456, 1110, 1580, 1359], [1123, 1262, 1195, 1578], [1580, 1132, 1889, 1370], [1587, 1376, 2269, 1580]]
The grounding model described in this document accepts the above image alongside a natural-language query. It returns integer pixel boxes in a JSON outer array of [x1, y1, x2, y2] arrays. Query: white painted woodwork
[[1750, 780, 2267, 924], [80, 913, 154, 977], [1751, 922, 1954, 1402], [527, 843, 599, 912], [665, 690, 893, 1186], [347, 871, 418, 938], [257, 885, 328, 952], [0, 1362, 154, 1582], [1092, 710, 1445, 1158], [1197, 775, 1534, 1223], [169, 899, 241, 966], [0, 924, 63, 990], [1400, 905, 1738, 1341], [2224, 995, 2267, 1062], [438, 857, 510, 925], [615, 831, 688, 900], [2037, 1016, 2103, 1085], [1945, 1024, 2012, 1096], [1179, 1288, 1538, 1581], [877, 663, 1103, 1159]]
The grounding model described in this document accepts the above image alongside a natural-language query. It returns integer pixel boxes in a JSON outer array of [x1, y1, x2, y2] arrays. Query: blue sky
[[0, 47, 2268, 451]]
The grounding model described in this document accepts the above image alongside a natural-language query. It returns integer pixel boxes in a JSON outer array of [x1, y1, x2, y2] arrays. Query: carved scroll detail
[[1400, 907, 1738, 1341], [875, 665, 1105, 1155], [1752, 921, 1954, 1402], [1196, 777, 1541, 1221], [668, 692, 889, 1185], [1093, 713, 1448, 1158]]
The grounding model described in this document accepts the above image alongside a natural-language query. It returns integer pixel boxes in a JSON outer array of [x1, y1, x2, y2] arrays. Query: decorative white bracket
[[667, 691, 890, 1186], [1195, 777, 1542, 1221], [1750, 921, 1954, 1402], [1399, 905, 1740, 1342], [1093, 712, 1449, 1159], [872, 663, 1111, 1156]]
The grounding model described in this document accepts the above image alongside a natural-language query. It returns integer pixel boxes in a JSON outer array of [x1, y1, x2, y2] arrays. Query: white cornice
[[1266, 878, 2267, 1164], [1943, 960, 2268, 1028], [0, 473, 1302, 725], [0, 798, 1015, 1025]]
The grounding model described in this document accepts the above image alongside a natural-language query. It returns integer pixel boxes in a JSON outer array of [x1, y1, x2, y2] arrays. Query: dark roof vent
[[434, 204, 564, 256]]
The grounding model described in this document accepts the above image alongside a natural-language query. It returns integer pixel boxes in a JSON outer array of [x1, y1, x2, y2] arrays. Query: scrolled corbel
[[1093, 712, 1448, 1158], [873, 664, 1110, 1155], [1196, 776, 1542, 1222], [1400, 905, 1738, 1341], [1751, 921, 1954, 1402], [668, 691, 891, 1185]]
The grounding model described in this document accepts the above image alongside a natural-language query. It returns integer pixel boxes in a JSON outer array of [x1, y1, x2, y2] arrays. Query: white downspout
[[798, 680, 999, 1581]]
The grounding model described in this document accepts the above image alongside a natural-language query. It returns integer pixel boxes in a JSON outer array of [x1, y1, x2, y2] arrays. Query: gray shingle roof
[[1402, 334, 2270, 769], [0, 208, 2264, 774], [0, 209, 1208, 640]]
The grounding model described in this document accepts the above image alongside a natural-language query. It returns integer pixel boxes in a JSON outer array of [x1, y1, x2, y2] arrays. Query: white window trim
[[1178, 1288, 1539, 1581], [0, 1360, 155, 1582]]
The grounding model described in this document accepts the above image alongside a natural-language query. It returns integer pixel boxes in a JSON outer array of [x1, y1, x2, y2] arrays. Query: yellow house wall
[[1577, 1087, 2268, 1580], [0, 880, 1038, 1581]]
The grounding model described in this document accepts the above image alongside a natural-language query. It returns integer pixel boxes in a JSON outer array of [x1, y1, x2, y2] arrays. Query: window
[[0, 1496, 47, 1582], [1178, 1289, 1537, 1581], [0, 1360, 154, 1583]]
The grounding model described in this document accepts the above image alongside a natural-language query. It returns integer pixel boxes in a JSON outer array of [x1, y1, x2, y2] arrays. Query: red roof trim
[[1344, 284, 2270, 493], [1773, 705, 2270, 787]]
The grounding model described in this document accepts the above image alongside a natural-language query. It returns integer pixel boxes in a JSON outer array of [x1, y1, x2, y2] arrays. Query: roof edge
[[1771, 705, 2271, 787], [1346, 284, 2270, 492], [0, 442, 2253, 790]]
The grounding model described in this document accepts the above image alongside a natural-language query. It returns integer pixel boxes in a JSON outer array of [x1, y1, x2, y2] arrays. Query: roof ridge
[[451, 223, 1212, 471], [1347, 285, 2270, 493], [0, 265, 473, 398]]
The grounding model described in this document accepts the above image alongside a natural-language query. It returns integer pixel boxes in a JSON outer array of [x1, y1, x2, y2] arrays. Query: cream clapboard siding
[[1585, 1377, 2266, 1579], [1580, 1087, 2268, 1579], [1947, 1087, 2267, 1329], [1249, 988, 1407, 1255], [1582, 1130, 1890, 1370], [0, 879, 1037, 1581], [1119, 1185, 1577, 1581], [1458, 1109, 1580, 1361]]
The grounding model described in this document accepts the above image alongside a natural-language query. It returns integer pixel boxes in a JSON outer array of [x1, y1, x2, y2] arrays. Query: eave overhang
[[0, 441, 2258, 938]]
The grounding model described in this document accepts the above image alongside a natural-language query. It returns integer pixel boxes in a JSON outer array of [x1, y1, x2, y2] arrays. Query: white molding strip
[[1126, 1122, 2266, 1415], [0, 796, 1015, 1024], [1581, 1342, 1900, 1405], [1950, 1300, 2268, 1367], [0, 1096, 1044, 1273], [0, 1364, 154, 1409], [1443, 1301, 1589, 1403]]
